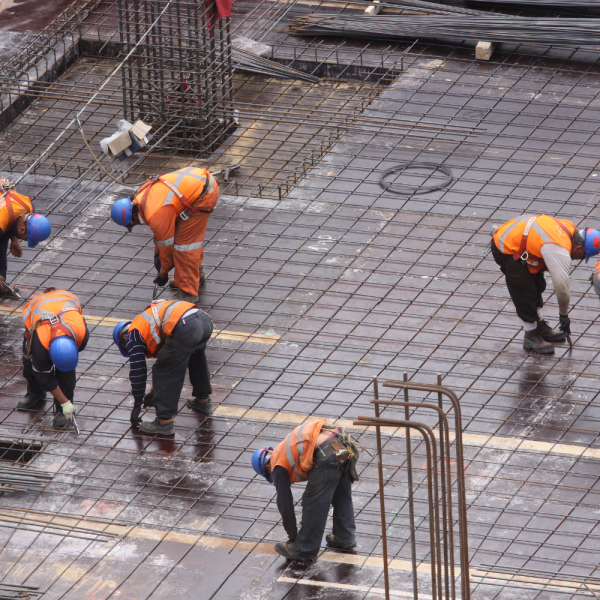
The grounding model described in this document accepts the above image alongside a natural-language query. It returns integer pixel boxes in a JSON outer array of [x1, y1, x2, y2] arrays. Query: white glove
[[61, 401, 75, 421]]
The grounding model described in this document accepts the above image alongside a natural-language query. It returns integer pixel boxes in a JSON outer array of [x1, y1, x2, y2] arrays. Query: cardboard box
[[130, 120, 152, 145]]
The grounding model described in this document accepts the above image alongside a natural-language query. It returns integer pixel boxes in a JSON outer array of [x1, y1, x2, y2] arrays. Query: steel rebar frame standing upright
[[118, 0, 234, 154]]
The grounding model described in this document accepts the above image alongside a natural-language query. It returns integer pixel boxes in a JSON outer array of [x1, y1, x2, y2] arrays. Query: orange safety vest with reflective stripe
[[493, 214, 576, 274], [129, 300, 195, 357], [0, 181, 33, 235], [271, 418, 328, 485], [22, 290, 87, 350], [133, 167, 216, 226]]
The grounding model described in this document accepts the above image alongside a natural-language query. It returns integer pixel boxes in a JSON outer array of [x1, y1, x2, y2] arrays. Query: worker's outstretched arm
[[540, 244, 571, 315], [271, 465, 298, 541]]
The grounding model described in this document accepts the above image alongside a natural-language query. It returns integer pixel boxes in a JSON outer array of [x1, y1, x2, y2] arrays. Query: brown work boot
[[199, 266, 206, 285], [536, 320, 565, 342], [168, 278, 178, 290], [523, 330, 554, 354], [173, 289, 198, 303]]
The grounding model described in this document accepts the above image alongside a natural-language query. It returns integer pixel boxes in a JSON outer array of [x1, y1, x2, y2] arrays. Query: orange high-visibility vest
[[129, 300, 195, 357], [22, 290, 87, 350], [0, 180, 33, 235], [133, 167, 216, 224], [493, 214, 576, 273], [271, 418, 328, 484]]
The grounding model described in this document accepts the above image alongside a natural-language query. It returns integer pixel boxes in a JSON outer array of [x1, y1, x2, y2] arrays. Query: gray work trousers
[[152, 310, 213, 420]]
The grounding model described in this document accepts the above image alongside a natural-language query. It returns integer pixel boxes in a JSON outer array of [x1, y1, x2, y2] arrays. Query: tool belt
[[314, 430, 361, 482]]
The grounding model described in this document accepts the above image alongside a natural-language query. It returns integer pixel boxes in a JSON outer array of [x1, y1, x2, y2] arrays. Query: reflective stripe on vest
[[285, 423, 308, 482], [162, 167, 209, 206]]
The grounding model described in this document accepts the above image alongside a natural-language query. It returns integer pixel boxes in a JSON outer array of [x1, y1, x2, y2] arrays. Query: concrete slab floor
[[3, 1, 600, 599]]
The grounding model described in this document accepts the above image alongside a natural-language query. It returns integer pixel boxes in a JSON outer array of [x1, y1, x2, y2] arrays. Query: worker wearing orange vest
[[113, 299, 213, 435], [491, 214, 600, 353], [20, 288, 90, 429], [251, 419, 360, 561], [0, 180, 52, 295], [110, 167, 219, 302]]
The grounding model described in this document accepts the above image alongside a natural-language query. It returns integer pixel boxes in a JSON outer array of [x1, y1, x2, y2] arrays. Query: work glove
[[61, 401, 75, 422], [153, 273, 168, 286], [130, 404, 142, 427], [154, 253, 161, 274], [559, 314, 571, 336], [143, 388, 154, 408]]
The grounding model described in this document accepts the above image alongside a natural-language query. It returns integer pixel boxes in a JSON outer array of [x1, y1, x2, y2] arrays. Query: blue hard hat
[[111, 198, 134, 232], [48, 336, 78, 372], [585, 228, 600, 263], [251, 447, 273, 483], [26, 214, 52, 248], [113, 321, 131, 357]]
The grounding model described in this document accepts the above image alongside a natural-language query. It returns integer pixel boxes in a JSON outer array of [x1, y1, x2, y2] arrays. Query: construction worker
[[20, 288, 89, 429], [252, 419, 360, 562], [110, 167, 218, 302], [491, 214, 600, 353], [112, 299, 213, 435], [0, 180, 52, 295]]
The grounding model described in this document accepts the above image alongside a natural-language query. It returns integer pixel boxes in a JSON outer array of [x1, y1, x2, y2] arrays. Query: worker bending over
[[492, 214, 600, 353], [0, 180, 51, 294], [110, 167, 218, 302], [20, 289, 89, 429], [113, 299, 213, 435], [252, 419, 360, 562]]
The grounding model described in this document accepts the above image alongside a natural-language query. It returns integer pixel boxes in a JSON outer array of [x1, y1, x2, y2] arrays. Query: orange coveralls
[[133, 167, 219, 296]]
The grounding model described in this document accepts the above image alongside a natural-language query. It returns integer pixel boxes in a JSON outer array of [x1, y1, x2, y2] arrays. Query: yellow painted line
[[121, 527, 600, 594], [0, 306, 279, 346], [213, 405, 600, 461]]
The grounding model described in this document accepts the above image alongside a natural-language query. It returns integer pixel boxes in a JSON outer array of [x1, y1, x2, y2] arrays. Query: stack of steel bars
[[0, 506, 121, 542], [0, 583, 41, 600], [232, 48, 319, 83], [290, 14, 600, 46], [0, 462, 53, 493]]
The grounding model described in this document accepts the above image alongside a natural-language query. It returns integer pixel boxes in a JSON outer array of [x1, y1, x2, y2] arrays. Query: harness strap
[[514, 214, 574, 265], [3, 192, 31, 227]]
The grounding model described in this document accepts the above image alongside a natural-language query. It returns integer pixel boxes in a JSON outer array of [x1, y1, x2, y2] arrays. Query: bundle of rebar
[[0, 462, 53, 493], [0, 583, 42, 600], [290, 14, 600, 46], [0, 507, 121, 542], [232, 48, 319, 83], [0, 584, 41, 600]]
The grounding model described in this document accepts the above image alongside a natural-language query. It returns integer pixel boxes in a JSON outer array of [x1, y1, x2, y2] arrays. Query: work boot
[[523, 330, 554, 354], [53, 411, 69, 429], [139, 418, 175, 435], [325, 534, 357, 551], [274, 542, 317, 562], [17, 393, 46, 410], [199, 266, 206, 286], [168, 278, 178, 290], [187, 396, 213, 415], [173, 290, 198, 303], [536, 320, 566, 342]]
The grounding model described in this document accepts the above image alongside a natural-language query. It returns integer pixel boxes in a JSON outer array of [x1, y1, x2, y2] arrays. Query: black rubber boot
[[523, 330, 554, 354], [187, 397, 213, 415], [274, 542, 317, 562], [325, 534, 357, 551], [53, 411, 68, 429], [139, 418, 175, 435], [17, 393, 46, 410], [537, 320, 566, 342]]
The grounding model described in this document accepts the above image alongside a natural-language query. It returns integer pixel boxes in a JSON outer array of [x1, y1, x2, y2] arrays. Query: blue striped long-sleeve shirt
[[126, 329, 148, 405]]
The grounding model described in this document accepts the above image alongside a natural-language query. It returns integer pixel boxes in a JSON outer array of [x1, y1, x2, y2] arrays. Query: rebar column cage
[[117, 0, 234, 154], [355, 375, 470, 600]]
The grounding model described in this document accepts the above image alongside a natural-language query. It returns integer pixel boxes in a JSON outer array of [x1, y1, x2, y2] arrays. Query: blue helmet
[[26, 213, 52, 248], [111, 198, 134, 232], [48, 336, 78, 372], [251, 447, 273, 483], [585, 228, 600, 263], [113, 321, 131, 357]]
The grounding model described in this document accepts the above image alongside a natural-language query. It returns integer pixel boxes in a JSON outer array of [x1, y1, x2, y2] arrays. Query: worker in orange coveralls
[[110, 167, 218, 302]]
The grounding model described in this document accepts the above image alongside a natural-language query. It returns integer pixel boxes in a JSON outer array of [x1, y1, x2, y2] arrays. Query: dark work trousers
[[22, 338, 76, 413], [0, 232, 8, 280], [292, 453, 356, 559], [491, 239, 546, 324], [152, 310, 213, 420]]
